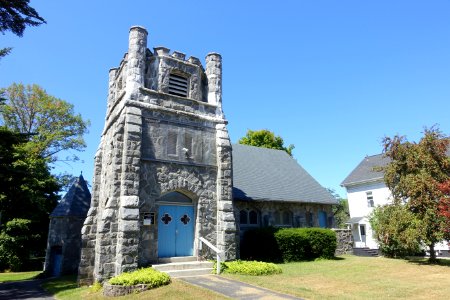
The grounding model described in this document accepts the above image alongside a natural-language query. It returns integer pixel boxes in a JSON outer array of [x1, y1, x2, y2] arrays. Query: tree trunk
[[429, 243, 437, 262]]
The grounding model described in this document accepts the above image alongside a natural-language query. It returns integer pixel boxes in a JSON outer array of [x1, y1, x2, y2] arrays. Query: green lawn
[[7, 256, 450, 299], [0, 271, 41, 283], [41, 275, 229, 300], [225, 255, 450, 299]]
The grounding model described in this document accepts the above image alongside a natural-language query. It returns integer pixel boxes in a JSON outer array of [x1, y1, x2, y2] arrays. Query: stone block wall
[[45, 217, 85, 276], [78, 26, 236, 284], [333, 228, 353, 255]]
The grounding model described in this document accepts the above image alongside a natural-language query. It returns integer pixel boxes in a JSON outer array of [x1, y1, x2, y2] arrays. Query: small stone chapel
[[78, 26, 236, 284], [78, 26, 337, 284]]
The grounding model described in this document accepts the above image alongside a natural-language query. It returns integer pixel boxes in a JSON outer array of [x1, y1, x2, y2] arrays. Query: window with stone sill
[[240, 209, 258, 226], [168, 73, 188, 97], [274, 210, 293, 227], [305, 211, 314, 227]]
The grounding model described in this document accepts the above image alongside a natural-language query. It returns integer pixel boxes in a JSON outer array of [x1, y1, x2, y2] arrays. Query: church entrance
[[157, 191, 195, 258]]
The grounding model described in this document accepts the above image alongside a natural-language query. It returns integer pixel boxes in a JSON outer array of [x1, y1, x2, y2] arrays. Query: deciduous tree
[[382, 126, 450, 261], [238, 129, 295, 156], [0, 126, 59, 270], [1, 83, 90, 162]]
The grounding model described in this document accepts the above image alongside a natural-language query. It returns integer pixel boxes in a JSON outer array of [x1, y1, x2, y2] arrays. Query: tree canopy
[[381, 126, 450, 260], [238, 129, 295, 156], [1, 83, 90, 162], [0, 0, 46, 37], [0, 126, 59, 270]]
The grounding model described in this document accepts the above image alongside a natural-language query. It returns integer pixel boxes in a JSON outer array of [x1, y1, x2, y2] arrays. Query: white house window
[[240, 209, 258, 226], [167, 131, 178, 155], [168, 73, 188, 97], [360, 224, 366, 236], [366, 191, 374, 207]]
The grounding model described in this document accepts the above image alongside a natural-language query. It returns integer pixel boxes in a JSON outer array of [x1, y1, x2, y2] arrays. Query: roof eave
[[341, 177, 384, 188]]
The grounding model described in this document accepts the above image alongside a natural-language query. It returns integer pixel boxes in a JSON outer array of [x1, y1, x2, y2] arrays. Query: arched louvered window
[[168, 73, 188, 97]]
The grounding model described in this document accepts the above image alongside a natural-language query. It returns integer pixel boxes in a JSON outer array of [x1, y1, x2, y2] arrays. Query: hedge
[[108, 267, 170, 287], [215, 260, 282, 275], [241, 227, 336, 262]]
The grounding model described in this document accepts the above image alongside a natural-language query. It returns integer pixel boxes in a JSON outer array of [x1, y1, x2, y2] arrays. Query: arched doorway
[[157, 191, 194, 258]]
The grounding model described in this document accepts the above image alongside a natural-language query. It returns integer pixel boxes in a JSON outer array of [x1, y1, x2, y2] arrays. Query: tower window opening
[[168, 73, 188, 97], [167, 131, 178, 155]]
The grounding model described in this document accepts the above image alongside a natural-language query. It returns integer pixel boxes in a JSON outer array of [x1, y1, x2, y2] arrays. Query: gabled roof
[[232, 144, 337, 204], [341, 154, 389, 187], [50, 174, 91, 217]]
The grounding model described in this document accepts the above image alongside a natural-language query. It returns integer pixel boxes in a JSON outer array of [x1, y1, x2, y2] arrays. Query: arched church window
[[249, 210, 258, 225], [240, 210, 248, 225], [240, 209, 258, 226]]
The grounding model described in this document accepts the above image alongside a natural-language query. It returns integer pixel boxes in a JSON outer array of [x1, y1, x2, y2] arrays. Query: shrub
[[0, 218, 34, 271], [216, 260, 282, 275], [108, 268, 170, 288], [240, 227, 283, 262], [240, 227, 337, 262], [369, 204, 422, 258], [275, 228, 336, 261]]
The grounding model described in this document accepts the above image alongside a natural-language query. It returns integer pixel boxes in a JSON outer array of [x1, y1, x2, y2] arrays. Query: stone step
[[153, 261, 213, 272], [153, 260, 214, 278], [164, 268, 213, 278], [158, 256, 197, 263]]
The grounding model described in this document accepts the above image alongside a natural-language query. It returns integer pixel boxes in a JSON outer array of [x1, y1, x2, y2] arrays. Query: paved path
[[0, 279, 54, 300], [180, 275, 301, 300]]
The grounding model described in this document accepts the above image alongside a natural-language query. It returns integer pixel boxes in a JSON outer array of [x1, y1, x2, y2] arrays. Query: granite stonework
[[78, 26, 237, 284], [333, 229, 353, 256]]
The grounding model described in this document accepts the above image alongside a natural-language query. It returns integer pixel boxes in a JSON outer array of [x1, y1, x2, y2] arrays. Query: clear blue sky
[[1, 0, 450, 198]]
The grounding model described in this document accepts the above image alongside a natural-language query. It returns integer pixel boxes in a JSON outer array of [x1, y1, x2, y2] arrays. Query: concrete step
[[158, 256, 197, 263], [164, 267, 213, 277], [153, 261, 213, 272], [153, 260, 214, 278]]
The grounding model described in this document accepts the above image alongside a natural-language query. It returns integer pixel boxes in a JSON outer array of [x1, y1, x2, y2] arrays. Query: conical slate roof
[[50, 174, 91, 217]]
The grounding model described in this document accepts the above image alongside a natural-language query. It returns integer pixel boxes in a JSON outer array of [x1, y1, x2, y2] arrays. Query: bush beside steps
[[215, 260, 282, 275], [103, 267, 171, 297]]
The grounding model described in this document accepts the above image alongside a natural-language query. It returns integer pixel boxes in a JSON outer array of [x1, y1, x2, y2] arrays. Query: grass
[[224, 255, 450, 299], [41, 275, 229, 299], [8, 256, 450, 299], [0, 271, 41, 283]]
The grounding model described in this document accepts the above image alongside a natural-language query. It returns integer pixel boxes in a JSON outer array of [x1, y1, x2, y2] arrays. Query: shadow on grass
[[42, 274, 79, 295], [406, 257, 450, 267], [330, 256, 346, 261]]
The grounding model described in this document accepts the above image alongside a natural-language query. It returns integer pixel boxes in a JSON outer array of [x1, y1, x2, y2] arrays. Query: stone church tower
[[78, 26, 237, 284]]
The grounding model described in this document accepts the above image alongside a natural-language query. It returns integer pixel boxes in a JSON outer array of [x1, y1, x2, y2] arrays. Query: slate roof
[[232, 144, 337, 204], [341, 154, 389, 187], [50, 174, 91, 217]]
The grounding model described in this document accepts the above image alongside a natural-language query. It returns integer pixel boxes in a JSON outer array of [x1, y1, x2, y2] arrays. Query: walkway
[[0, 279, 54, 300], [180, 275, 301, 300]]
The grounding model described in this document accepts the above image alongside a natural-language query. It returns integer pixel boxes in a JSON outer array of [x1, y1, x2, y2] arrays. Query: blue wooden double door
[[158, 205, 194, 257]]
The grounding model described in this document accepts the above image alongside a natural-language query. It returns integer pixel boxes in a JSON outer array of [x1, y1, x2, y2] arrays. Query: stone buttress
[[78, 26, 237, 284]]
